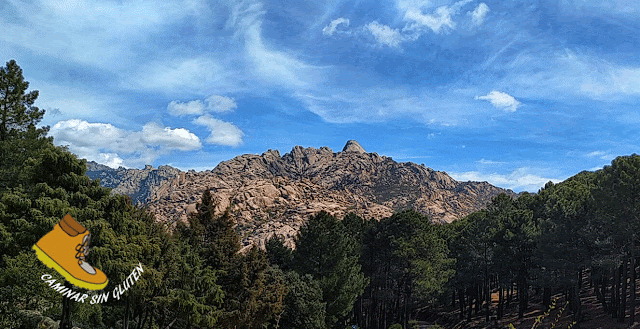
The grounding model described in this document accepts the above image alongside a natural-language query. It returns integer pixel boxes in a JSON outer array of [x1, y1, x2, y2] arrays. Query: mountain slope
[[86, 140, 516, 250]]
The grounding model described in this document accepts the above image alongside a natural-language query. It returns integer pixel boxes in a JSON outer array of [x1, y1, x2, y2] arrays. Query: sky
[[2, 0, 640, 193]]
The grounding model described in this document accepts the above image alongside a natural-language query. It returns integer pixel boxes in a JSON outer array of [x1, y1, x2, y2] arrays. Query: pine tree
[[279, 270, 327, 329], [293, 211, 368, 328], [0, 60, 46, 142]]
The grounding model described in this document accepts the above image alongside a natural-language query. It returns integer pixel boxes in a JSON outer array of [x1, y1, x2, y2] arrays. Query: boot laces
[[75, 234, 91, 265]]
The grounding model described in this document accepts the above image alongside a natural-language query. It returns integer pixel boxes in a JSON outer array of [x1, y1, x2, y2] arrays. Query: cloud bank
[[50, 119, 202, 168]]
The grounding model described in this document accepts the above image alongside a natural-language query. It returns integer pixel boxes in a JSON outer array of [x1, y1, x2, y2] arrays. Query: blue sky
[[2, 0, 640, 192]]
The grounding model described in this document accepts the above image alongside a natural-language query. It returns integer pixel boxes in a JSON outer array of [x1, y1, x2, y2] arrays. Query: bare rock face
[[86, 140, 516, 251], [86, 162, 181, 205], [342, 140, 366, 153]]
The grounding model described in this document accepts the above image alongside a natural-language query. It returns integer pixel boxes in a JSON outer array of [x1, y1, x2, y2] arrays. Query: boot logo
[[33, 214, 109, 291]]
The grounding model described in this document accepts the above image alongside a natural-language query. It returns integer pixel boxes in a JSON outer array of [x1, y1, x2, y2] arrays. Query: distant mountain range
[[86, 140, 516, 251]]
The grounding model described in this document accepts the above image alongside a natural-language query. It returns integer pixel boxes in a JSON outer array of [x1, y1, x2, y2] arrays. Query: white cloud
[[193, 115, 244, 147], [475, 91, 521, 112], [322, 17, 350, 36], [587, 150, 613, 160], [205, 95, 238, 113], [450, 168, 563, 192], [167, 100, 206, 116], [95, 153, 125, 169], [404, 6, 456, 33], [402, 0, 473, 34], [168, 95, 238, 116], [50, 119, 201, 168], [366, 21, 405, 48], [469, 3, 490, 26], [141, 122, 202, 151]]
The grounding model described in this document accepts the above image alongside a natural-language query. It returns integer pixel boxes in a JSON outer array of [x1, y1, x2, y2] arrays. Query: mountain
[[86, 140, 516, 251]]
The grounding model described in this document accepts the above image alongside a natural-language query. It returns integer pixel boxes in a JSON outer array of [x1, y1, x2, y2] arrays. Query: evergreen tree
[[361, 210, 453, 329], [0, 60, 46, 141], [592, 155, 640, 322], [293, 211, 368, 328], [279, 270, 327, 329], [0, 60, 50, 189], [535, 173, 596, 319], [266, 235, 293, 271]]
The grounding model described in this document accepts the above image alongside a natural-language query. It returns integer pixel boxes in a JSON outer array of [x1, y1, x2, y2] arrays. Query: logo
[[32, 214, 108, 290]]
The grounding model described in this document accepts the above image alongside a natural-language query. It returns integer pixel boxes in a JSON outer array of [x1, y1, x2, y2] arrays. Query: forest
[[2, 60, 640, 329]]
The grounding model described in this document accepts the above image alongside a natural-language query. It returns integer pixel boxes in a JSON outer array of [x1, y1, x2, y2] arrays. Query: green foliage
[[279, 270, 326, 329], [266, 234, 293, 270], [388, 324, 403, 329], [293, 211, 369, 328], [0, 59, 46, 141], [535, 172, 596, 288], [360, 210, 454, 328], [0, 60, 50, 189]]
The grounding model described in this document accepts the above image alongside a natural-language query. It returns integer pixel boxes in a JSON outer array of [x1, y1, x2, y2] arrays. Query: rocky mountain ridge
[[86, 140, 516, 251]]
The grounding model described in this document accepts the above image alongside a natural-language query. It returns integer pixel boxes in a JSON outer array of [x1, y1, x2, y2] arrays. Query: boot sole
[[33, 244, 108, 291]]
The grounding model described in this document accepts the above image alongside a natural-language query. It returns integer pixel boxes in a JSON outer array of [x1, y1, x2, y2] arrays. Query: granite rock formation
[[86, 141, 516, 251]]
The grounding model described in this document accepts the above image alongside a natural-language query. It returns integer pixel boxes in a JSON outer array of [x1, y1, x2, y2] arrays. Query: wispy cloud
[[450, 168, 563, 192], [323, 0, 487, 49], [495, 48, 640, 102], [586, 150, 613, 160], [50, 119, 202, 168], [1, 0, 200, 69], [475, 91, 521, 112], [168, 95, 238, 116], [477, 158, 504, 165], [322, 17, 350, 36], [402, 0, 474, 34], [366, 21, 405, 48]]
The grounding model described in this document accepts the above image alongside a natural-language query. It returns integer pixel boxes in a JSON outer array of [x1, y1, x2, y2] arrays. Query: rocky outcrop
[[86, 141, 516, 251], [86, 162, 181, 205]]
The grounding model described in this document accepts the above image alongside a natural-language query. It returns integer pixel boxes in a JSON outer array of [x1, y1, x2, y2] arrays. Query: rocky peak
[[85, 142, 517, 251], [342, 140, 366, 154]]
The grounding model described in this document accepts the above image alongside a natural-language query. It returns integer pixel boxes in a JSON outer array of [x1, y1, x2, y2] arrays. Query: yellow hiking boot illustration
[[32, 214, 108, 290]]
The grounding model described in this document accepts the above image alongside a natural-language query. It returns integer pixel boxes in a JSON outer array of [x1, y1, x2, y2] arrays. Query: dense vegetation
[[2, 60, 640, 328]]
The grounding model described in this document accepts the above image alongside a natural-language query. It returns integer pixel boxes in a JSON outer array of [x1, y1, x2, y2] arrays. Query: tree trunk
[[475, 282, 481, 316], [507, 283, 512, 309], [498, 286, 504, 320], [59, 294, 72, 329], [594, 276, 608, 312], [467, 286, 473, 321], [124, 297, 131, 329], [620, 262, 628, 322], [459, 288, 465, 319], [632, 255, 636, 323], [570, 284, 582, 322], [485, 279, 491, 322], [518, 278, 527, 319], [613, 267, 619, 318], [138, 309, 149, 329]]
